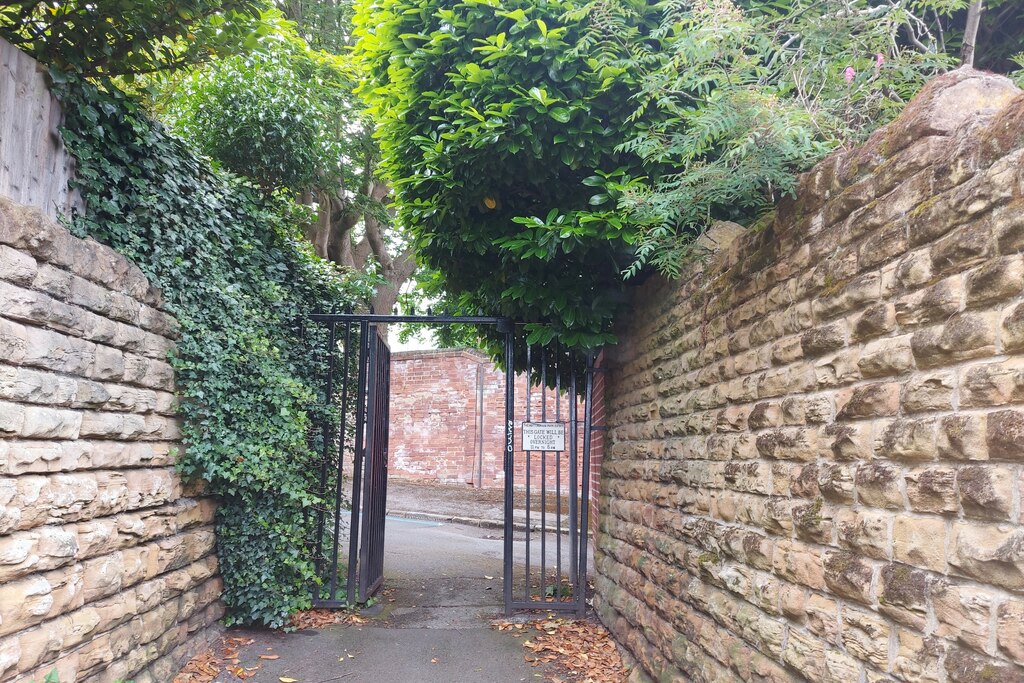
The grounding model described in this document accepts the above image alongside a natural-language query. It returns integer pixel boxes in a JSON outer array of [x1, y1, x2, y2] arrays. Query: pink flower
[[844, 66, 856, 83], [876, 53, 885, 68]]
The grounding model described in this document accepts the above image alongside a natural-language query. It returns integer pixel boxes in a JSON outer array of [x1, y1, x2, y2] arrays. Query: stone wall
[[0, 198, 221, 683], [0, 38, 83, 220], [595, 70, 1024, 682]]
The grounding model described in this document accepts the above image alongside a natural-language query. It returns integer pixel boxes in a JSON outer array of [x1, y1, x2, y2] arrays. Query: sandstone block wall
[[0, 198, 221, 683], [595, 70, 1024, 682]]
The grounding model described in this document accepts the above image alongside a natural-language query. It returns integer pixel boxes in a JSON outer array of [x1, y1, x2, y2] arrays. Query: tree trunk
[[961, 0, 984, 68]]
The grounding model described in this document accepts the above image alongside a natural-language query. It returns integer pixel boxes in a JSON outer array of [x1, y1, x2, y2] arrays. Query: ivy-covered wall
[[595, 70, 1024, 682], [0, 198, 221, 683]]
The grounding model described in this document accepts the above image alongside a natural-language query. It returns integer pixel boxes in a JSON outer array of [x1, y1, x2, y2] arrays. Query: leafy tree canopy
[[354, 0, 1013, 351], [0, 1, 285, 76]]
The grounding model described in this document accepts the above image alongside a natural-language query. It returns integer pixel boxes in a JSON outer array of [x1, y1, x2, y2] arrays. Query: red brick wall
[[388, 349, 602, 494]]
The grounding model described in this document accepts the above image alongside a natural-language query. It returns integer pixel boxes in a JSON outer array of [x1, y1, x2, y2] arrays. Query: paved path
[[217, 517, 554, 683]]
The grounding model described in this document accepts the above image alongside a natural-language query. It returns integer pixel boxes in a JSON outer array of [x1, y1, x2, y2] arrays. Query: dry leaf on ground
[[172, 636, 263, 682], [288, 608, 369, 630], [493, 615, 628, 682]]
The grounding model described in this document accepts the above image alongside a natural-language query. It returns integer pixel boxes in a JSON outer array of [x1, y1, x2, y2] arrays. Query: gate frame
[[306, 312, 596, 615]]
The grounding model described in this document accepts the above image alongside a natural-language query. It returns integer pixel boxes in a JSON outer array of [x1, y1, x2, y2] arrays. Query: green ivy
[[53, 74, 371, 627]]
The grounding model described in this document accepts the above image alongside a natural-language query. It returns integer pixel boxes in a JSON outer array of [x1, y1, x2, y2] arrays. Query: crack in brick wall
[[594, 70, 1024, 682]]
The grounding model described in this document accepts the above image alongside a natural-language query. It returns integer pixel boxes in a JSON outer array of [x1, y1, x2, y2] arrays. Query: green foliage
[[354, 0, 958, 347], [355, 0, 650, 351], [0, 1, 281, 76], [54, 75, 370, 627], [596, 0, 954, 278], [161, 35, 363, 194]]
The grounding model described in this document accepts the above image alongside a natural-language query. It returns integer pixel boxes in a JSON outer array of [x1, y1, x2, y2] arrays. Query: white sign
[[522, 422, 566, 452]]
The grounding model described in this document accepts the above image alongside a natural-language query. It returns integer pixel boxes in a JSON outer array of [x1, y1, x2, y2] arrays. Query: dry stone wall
[[0, 198, 221, 683], [595, 70, 1024, 682]]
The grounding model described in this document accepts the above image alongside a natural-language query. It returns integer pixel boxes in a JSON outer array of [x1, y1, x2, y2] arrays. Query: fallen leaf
[[279, 678, 298, 682], [259, 655, 280, 660]]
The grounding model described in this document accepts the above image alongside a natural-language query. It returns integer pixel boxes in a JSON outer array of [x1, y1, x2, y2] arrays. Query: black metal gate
[[306, 313, 595, 615]]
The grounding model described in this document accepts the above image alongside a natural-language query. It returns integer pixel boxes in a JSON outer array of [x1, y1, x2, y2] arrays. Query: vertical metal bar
[[346, 321, 370, 605], [328, 322, 353, 601], [314, 322, 338, 594], [568, 364, 578, 597], [360, 326, 382, 600], [524, 343, 532, 602], [555, 345, 562, 601], [502, 324, 515, 615], [577, 351, 596, 616], [540, 346, 547, 603]]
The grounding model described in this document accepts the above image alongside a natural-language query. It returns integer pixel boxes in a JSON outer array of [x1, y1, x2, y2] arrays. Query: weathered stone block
[[836, 382, 900, 419], [851, 303, 897, 342], [876, 418, 938, 461], [932, 580, 994, 653], [823, 551, 875, 604], [961, 359, 1024, 407], [906, 466, 957, 514], [841, 606, 890, 670], [965, 255, 1024, 307], [986, 410, 1024, 461], [949, 521, 1024, 590], [958, 465, 1014, 520], [0, 246, 37, 287], [903, 371, 954, 413], [894, 276, 961, 327], [997, 598, 1024, 665], [856, 462, 904, 509], [879, 563, 930, 629], [938, 413, 988, 461], [893, 515, 946, 572], [910, 311, 997, 368], [836, 509, 890, 560], [858, 334, 914, 378]]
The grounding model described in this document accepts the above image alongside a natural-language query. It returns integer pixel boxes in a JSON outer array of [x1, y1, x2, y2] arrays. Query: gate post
[[499, 318, 515, 615]]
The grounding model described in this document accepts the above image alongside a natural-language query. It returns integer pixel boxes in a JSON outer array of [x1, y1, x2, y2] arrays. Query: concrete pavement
[[216, 516, 556, 683]]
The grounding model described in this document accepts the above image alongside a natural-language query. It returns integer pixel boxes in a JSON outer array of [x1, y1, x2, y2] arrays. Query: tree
[[0, 0, 273, 76], [160, 20, 415, 316], [353, 0, 964, 351]]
